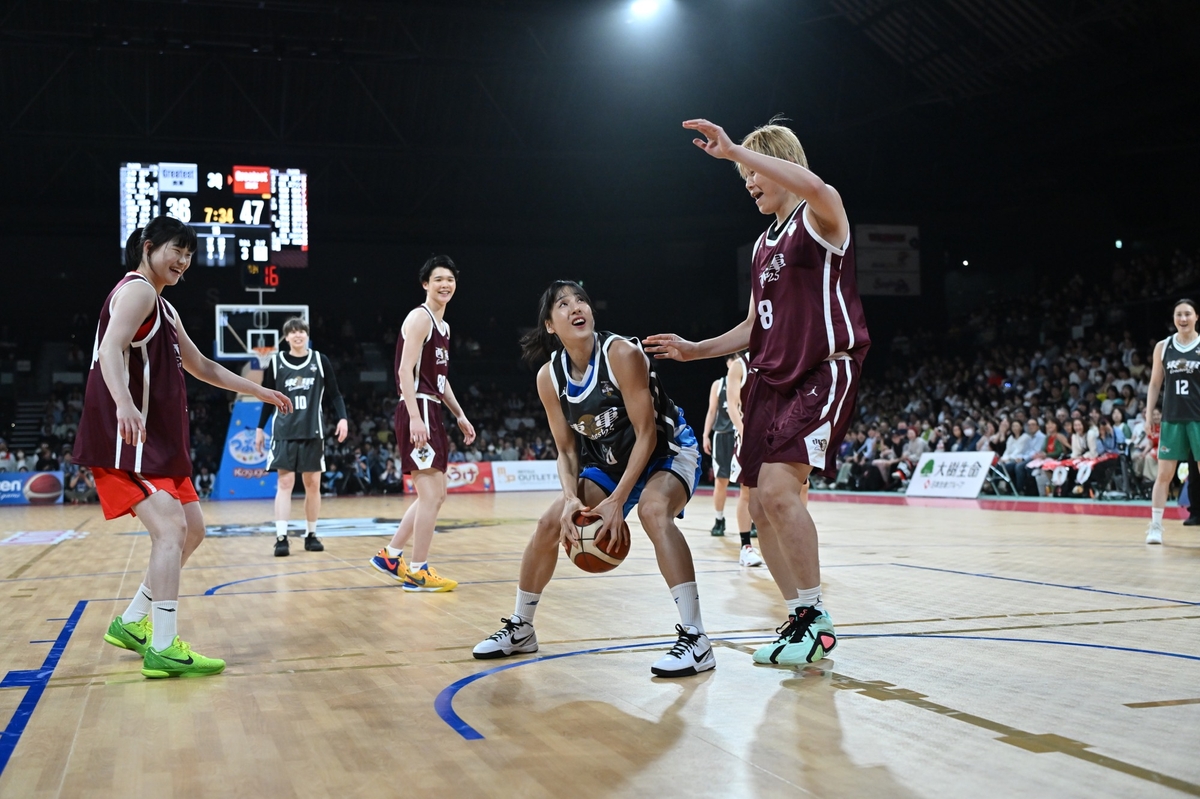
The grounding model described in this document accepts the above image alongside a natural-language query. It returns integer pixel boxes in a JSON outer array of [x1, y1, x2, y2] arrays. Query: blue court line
[[203, 566, 361, 596], [890, 563, 1200, 606], [0, 599, 87, 776], [436, 633, 1200, 740]]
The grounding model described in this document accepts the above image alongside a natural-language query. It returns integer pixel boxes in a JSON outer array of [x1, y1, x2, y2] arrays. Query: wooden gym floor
[[0, 491, 1197, 798]]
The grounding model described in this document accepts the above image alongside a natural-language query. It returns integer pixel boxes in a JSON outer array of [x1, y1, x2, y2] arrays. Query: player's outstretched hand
[[643, 333, 699, 362], [683, 119, 739, 160], [260, 389, 293, 415], [116, 401, 146, 446], [335, 419, 349, 443], [457, 415, 477, 446], [559, 496, 586, 555]]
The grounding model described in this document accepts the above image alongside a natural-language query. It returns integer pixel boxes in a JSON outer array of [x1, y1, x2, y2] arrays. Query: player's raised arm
[[684, 118, 847, 248], [174, 314, 292, 414]]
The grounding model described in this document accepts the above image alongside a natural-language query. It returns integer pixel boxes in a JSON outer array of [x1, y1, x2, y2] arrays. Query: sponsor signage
[[0, 472, 65, 505], [157, 162, 198, 193], [492, 461, 562, 493], [905, 452, 994, 498], [403, 462, 493, 495], [855, 223, 921, 297], [232, 165, 272, 194], [212, 399, 277, 500]]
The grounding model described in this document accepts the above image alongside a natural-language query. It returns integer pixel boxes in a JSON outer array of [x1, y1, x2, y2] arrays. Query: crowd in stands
[[830, 249, 1200, 497]]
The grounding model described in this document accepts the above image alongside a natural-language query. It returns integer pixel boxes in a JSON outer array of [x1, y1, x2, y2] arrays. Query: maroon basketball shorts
[[395, 396, 450, 475], [737, 357, 859, 487]]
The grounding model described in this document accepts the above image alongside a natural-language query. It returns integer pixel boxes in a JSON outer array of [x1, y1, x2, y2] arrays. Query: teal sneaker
[[752, 607, 837, 665], [103, 615, 153, 656]]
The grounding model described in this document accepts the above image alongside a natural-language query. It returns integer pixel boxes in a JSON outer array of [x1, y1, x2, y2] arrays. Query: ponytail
[[123, 216, 198, 271], [520, 280, 593, 369]]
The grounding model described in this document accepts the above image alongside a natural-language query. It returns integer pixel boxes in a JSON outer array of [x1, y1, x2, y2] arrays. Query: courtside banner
[[404, 462, 492, 494], [213, 399, 277, 500], [0, 471, 65, 505], [492, 461, 562, 493], [905, 452, 993, 498]]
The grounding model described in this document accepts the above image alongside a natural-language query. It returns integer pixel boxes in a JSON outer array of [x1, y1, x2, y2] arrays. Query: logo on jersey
[[284, 376, 316, 392], [600, 381, 616, 397], [1166, 358, 1200, 375], [760, 254, 784, 286], [435, 346, 450, 366], [571, 407, 620, 440], [810, 436, 828, 453], [601, 445, 618, 465]]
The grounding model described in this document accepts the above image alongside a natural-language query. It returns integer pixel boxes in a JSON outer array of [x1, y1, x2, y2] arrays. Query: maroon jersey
[[395, 304, 450, 402], [749, 202, 871, 391], [74, 272, 192, 476]]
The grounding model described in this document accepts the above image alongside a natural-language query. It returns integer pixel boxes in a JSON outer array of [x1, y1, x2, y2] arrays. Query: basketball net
[[252, 345, 276, 371]]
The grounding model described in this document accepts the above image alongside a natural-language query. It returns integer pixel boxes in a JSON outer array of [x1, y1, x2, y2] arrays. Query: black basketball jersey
[[1162, 334, 1200, 422], [548, 331, 679, 476], [270, 349, 327, 439], [714, 378, 734, 434]]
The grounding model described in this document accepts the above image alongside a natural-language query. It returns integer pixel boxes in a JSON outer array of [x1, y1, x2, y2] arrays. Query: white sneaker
[[473, 617, 539, 660], [651, 625, 715, 678], [1145, 521, 1164, 545], [739, 545, 765, 567]]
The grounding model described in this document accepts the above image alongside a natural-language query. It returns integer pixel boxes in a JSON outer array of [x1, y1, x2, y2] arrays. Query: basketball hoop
[[252, 345, 276, 371]]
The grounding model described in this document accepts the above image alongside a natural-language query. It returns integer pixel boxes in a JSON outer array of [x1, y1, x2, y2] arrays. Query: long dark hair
[[519, 280, 593, 368], [124, 216, 197, 271]]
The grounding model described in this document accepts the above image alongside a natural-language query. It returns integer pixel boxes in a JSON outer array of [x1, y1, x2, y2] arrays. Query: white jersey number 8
[[758, 300, 774, 330]]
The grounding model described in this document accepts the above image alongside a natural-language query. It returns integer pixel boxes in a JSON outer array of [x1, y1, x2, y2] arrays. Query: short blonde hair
[[737, 117, 808, 177]]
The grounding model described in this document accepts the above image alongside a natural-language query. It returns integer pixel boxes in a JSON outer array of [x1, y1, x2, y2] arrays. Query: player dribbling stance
[[76, 216, 292, 678], [370, 255, 476, 592], [646, 117, 870, 666], [473, 281, 713, 678]]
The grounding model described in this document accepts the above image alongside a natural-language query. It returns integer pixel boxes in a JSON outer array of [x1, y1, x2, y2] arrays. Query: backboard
[[215, 303, 310, 367]]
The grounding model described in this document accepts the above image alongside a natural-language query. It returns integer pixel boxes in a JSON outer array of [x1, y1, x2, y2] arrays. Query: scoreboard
[[120, 162, 308, 288]]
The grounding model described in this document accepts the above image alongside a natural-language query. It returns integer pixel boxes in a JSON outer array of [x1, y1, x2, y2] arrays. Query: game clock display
[[120, 162, 308, 289]]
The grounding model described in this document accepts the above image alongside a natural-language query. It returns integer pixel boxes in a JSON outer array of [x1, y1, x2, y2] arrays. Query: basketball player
[[645, 117, 870, 666], [369, 255, 475, 591], [473, 281, 713, 678], [77, 216, 291, 678], [702, 351, 763, 566], [255, 317, 349, 556], [1144, 298, 1199, 544]]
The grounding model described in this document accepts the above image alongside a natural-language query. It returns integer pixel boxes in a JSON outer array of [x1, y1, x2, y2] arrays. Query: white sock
[[794, 586, 824, 614], [513, 589, 542, 624], [306, 520, 317, 536], [715, 511, 724, 520], [1152, 508, 1164, 524], [151, 601, 178, 651], [275, 520, 288, 539], [411, 560, 428, 572], [123, 583, 153, 623], [386, 545, 403, 558], [670, 582, 704, 634]]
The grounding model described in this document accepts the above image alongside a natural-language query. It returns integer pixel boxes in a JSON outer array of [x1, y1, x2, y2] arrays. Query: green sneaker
[[752, 607, 837, 665], [104, 615, 153, 656], [141, 637, 226, 679]]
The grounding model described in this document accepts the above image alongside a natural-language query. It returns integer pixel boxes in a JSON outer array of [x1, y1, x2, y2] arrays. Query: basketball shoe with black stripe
[[651, 625, 715, 678], [753, 607, 837, 666], [473, 617, 539, 659], [104, 615, 153, 656]]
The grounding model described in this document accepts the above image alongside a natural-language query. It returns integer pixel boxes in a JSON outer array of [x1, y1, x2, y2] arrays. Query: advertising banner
[[492, 461, 562, 493], [212, 399, 278, 500], [855, 224, 921, 296], [403, 462, 493, 494], [905, 452, 994, 498], [0, 471, 65, 505]]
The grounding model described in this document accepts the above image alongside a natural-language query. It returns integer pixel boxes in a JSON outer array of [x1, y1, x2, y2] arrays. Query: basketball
[[567, 510, 630, 573], [23, 473, 63, 505]]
